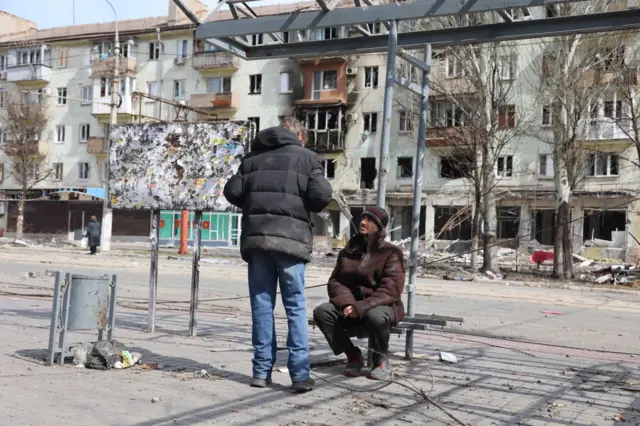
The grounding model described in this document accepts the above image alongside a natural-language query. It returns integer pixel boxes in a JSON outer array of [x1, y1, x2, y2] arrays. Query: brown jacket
[[327, 231, 406, 322]]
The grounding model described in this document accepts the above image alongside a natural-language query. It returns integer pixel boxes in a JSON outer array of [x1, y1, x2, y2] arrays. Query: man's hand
[[343, 305, 359, 318]]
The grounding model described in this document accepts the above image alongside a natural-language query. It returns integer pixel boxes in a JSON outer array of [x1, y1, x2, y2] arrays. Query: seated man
[[313, 206, 406, 381]]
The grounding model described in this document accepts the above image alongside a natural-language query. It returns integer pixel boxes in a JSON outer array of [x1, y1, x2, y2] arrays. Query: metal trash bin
[[67, 274, 111, 330], [47, 271, 118, 366]]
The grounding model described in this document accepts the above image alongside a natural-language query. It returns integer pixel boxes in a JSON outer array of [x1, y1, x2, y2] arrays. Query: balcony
[[192, 52, 241, 72], [581, 119, 633, 141], [87, 137, 108, 155], [4, 140, 48, 157], [307, 130, 344, 153], [92, 95, 134, 116], [6, 64, 51, 84], [91, 56, 137, 77], [189, 92, 238, 111]]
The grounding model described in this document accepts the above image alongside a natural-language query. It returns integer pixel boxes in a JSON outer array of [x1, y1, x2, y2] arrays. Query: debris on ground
[[151, 396, 161, 403], [440, 352, 458, 364], [72, 340, 142, 370]]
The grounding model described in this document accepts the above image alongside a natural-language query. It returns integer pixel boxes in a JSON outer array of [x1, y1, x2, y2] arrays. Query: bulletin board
[[108, 121, 252, 211]]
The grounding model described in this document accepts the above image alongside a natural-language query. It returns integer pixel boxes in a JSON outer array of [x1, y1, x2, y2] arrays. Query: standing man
[[85, 215, 102, 255], [224, 117, 333, 393]]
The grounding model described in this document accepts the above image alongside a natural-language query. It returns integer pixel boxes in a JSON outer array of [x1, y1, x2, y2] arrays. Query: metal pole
[[405, 44, 431, 360], [179, 210, 189, 254], [148, 210, 160, 333], [189, 210, 203, 337], [47, 271, 63, 366], [101, 0, 118, 252], [376, 19, 397, 209], [108, 274, 118, 341]]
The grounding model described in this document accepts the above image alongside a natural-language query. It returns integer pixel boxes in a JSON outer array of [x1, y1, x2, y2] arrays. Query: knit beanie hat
[[362, 206, 389, 231]]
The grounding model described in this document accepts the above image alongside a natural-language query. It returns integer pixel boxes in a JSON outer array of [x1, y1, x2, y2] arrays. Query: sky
[[2, 0, 296, 29]]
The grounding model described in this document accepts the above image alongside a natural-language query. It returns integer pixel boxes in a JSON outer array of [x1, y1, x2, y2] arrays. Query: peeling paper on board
[[108, 122, 253, 211]]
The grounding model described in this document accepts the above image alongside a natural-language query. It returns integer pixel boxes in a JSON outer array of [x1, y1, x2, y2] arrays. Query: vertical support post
[[405, 44, 431, 361], [376, 19, 397, 209], [179, 210, 189, 254], [47, 270, 63, 366], [58, 273, 72, 366], [189, 210, 203, 337], [107, 274, 118, 341], [148, 210, 160, 333], [101, 15, 119, 252]]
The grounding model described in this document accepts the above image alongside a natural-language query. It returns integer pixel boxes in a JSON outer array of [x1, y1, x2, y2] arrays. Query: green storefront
[[159, 211, 241, 247]]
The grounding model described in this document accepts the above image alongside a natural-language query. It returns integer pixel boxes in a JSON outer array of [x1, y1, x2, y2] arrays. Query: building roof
[[0, 1, 331, 46]]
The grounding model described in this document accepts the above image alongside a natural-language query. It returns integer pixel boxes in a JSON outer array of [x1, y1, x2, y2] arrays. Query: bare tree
[[531, 1, 615, 279], [394, 13, 533, 272], [614, 33, 640, 169], [0, 92, 52, 239]]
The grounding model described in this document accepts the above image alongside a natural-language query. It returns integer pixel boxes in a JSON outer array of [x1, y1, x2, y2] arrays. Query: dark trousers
[[90, 246, 97, 254], [313, 302, 396, 360]]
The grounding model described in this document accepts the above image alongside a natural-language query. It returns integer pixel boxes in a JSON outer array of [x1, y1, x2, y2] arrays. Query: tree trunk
[[552, 203, 565, 279], [481, 145, 498, 273], [471, 183, 482, 270], [560, 202, 574, 279], [553, 154, 572, 279], [16, 196, 25, 241]]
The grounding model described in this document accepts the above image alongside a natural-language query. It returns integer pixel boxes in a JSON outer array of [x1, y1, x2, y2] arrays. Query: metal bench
[[308, 313, 464, 366]]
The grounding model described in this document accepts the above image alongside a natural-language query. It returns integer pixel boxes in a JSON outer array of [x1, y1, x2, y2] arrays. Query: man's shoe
[[344, 347, 364, 377], [291, 378, 315, 393], [250, 377, 272, 388], [367, 359, 392, 381]]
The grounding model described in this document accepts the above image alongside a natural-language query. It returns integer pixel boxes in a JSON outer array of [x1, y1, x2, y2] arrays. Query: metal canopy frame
[[179, 0, 640, 357]]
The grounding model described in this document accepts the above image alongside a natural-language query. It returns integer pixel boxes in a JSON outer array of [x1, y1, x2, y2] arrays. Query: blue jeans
[[247, 251, 309, 382]]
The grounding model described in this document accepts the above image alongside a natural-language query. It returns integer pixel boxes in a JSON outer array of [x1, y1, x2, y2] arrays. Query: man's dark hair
[[280, 116, 307, 145]]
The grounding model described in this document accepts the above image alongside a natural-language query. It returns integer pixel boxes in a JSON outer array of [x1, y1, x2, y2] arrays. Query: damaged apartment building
[[0, 1, 639, 260]]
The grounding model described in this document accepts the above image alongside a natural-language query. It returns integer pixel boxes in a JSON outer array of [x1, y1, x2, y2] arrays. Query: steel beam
[[376, 19, 397, 209], [235, 3, 283, 43], [172, 0, 201, 25], [206, 38, 247, 59], [398, 48, 428, 72], [316, 0, 341, 12], [394, 76, 425, 97], [498, 10, 514, 22], [203, 0, 229, 22], [196, 0, 585, 38], [405, 44, 431, 361], [244, 9, 640, 59]]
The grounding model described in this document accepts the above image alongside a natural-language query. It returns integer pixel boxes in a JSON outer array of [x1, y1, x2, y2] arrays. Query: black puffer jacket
[[223, 126, 333, 262]]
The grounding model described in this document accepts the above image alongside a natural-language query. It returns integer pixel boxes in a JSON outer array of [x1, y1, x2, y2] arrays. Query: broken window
[[587, 153, 619, 176], [360, 158, 377, 189], [306, 112, 316, 130], [583, 210, 626, 241], [399, 110, 413, 132], [249, 74, 262, 94], [532, 210, 556, 245], [364, 113, 378, 133], [248, 117, 260, 133], [497, 207, 520, 239], [497, 55, 517, 80], [251, 34, 264, 46], [434, 206, 472, 240], [542, 105, 553, 126], [430, 101, 463, 128], [397, 157, 413, 178], [440, 155, 473, 179], [364, 66, 379, 88], [604, 100, 623, 119], [322, 159, 336, 179], [539, 154, 554, 177], [496, 155, 513, 178], [498, 105, 516, 128]]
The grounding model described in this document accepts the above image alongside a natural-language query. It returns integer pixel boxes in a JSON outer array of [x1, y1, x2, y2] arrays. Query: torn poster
[[108, 121, 253, 211]]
